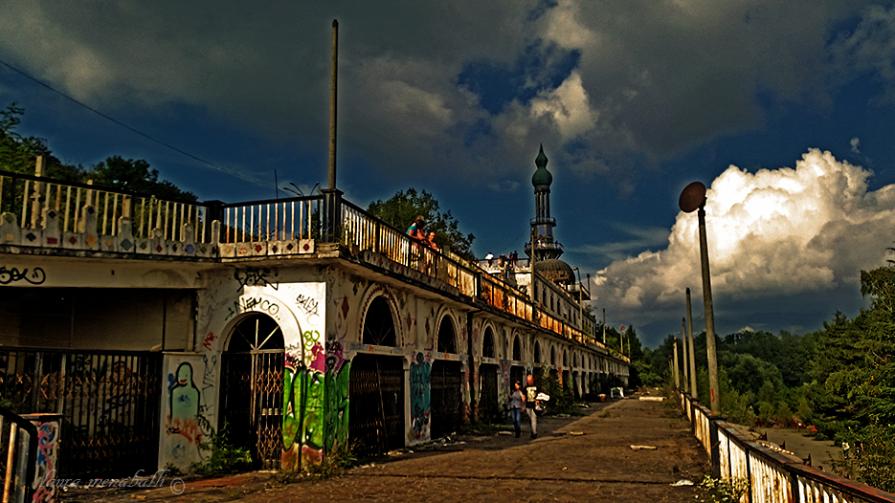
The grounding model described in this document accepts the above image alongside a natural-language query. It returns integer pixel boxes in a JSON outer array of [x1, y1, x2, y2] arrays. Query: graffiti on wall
[[31, 420, 58, 503], [166, 362, 212, 462], [410, 352, 431, 440], [226, 297, 280, 321], [234, 268, 279, 291], [0, 265, 47, 285]]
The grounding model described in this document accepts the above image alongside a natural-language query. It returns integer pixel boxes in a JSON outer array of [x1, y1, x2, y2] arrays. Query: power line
[[0, 57, 222, 170]]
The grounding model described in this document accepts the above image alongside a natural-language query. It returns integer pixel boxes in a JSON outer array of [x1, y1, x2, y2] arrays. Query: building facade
[[0, 147, 628, 478]]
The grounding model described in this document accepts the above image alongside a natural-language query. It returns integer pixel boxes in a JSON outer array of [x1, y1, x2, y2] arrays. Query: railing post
[[709, 415, 722, 479], [204, 200, 225, 243], [322, 189, 342, 243]]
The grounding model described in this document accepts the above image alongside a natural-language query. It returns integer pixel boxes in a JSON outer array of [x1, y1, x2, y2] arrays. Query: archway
[[479, 326, 499, 422], [351, 296, 405, 455], [432, 316, 462, 438], [219, 313, 285, 469]]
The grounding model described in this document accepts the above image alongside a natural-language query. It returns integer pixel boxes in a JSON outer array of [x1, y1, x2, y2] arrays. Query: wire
[[0, 57, 222, 171]]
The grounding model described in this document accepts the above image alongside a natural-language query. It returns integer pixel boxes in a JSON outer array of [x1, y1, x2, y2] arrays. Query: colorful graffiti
[[282, 332, 352, 470], [166, 362, 212, 462], [31, 420, 58, 503], [410, 352, 431, 440]]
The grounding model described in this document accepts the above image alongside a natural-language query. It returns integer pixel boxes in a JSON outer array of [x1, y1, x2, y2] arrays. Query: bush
[[837, 423, 895, 493], [190, 426, 253, 477], [694, 475, 749, 503]]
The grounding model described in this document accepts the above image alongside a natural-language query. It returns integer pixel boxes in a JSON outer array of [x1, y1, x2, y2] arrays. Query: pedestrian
[[406, 215, 426, 241], [426, 231, 439, 251], [510, 381, 525, 438], [524, 374, 539, 438]]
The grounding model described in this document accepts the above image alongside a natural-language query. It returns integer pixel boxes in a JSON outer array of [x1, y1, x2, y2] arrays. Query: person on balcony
[[425, 231, 439, 251], [406, 215, 426, 240]]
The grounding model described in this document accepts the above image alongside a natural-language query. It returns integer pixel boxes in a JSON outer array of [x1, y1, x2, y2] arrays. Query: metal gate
[[219, 351, 283, 469], [478, 364, 499, 422], [430, 360, 462, 438], [0, 348, 161, 479], [349, 355, 404, 456]]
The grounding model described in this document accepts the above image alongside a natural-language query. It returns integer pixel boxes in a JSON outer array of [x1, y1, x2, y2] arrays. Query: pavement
[[63, 393, 708, 502]]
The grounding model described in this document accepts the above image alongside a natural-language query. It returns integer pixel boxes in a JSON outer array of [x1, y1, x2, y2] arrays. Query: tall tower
[[525, 145, 563, 261], [525, 145, 574, 284]]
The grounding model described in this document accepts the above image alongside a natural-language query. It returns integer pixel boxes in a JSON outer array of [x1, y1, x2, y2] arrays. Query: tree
[[91, 156, 195, 201], [367, 188, 475, 259]]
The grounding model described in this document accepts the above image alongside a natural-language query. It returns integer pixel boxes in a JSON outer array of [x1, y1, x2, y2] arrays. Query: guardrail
[[678, 392, 895, 503], [0, 170, 212, 245]]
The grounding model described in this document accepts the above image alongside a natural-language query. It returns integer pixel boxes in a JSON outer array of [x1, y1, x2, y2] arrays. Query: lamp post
[[679, 181, 721, 416]]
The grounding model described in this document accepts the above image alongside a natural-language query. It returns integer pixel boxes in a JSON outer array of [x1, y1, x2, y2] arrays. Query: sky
[[3, 1, 895, 345]]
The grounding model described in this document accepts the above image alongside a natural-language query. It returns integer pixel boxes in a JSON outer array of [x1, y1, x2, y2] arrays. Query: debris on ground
[[387, 450, 404, 457], [569, 431, 585, 436], [671, 479, 695, 487], [639, 396, 665, 402], [630, 444, 658, 450], [497, 431, 514, 436]]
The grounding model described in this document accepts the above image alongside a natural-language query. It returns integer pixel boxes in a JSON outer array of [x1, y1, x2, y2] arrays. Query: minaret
[[525, 145, 564, 261]]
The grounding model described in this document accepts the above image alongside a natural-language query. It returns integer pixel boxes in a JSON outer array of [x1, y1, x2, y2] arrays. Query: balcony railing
[[680, 393, 895, 503], [0, 169, 629, 362]]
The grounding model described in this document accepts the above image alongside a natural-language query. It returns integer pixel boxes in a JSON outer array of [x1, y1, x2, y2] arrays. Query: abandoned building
[[0, 145, 629, 488]]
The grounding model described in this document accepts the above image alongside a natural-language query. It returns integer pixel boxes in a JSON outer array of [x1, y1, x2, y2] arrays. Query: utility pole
[[680, 317, 689, 394], [672, 337, 680, 389], [686, 289, 697, 399], [601, 308, 606, 345], [327, 19, 339, 190], [679, 182, 720, 415]]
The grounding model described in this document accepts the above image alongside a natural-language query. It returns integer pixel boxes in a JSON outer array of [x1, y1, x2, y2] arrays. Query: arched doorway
[[219, 313, 285, 469], [351, 297, 404, 455], [431, 316, 462, 438], [510, 334, 524, 391], [479, 326, 499, 422]]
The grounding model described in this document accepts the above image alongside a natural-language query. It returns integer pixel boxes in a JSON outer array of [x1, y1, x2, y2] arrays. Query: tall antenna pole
[[686, 289, 697, 399], [327, 19, 339, 190], [602, 308, 606, 344]]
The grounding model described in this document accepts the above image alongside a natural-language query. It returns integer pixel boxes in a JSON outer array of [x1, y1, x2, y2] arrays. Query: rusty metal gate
[[219, 351, 283, 469], [219, 313, 284, 469], [0, 348, 161, 479], [478, 364, 499, 422], [430, 360, 462, 438], [349, 354, 404, 456]]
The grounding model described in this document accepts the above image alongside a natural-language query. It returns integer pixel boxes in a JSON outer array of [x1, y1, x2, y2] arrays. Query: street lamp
[[679, 181, 721, 416]]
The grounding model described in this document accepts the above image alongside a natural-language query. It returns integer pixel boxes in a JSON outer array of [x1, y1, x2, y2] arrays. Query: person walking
[[510, 381, 525, 438], [524, 374, 539, 438]]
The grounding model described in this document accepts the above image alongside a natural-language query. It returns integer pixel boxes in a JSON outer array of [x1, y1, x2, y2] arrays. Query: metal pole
[[686, 289, 697, 399], [602, 308, 606, 344], [680, 317, 689, 393], [327, 19, 339, 190], [672, 337, 680, 389], [697, 206, 721, 415]]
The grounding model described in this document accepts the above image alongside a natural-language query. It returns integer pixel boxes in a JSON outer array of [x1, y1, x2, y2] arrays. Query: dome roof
[[536, 258, 575, 284], [532, 144, 552, 188]]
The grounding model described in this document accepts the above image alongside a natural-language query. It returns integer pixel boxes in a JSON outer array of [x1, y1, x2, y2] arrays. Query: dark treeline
[[632, 265, 895, 491]]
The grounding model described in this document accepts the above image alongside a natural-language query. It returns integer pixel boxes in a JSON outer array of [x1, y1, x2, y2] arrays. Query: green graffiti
[[324, 362, 351, 451], [282, 366, 326, 452]]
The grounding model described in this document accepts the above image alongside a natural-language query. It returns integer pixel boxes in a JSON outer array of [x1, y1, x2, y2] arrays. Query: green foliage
[[837, 423, 895, 493], [694, 476, 749, 503], [538, 371, 575, 414], [805, 266, 895, 490], [367, 188, 475, 259], [190, 427, 253, 477]]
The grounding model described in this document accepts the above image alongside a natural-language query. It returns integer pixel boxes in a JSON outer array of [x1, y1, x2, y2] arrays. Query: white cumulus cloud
[[593, 149, 895, 331]]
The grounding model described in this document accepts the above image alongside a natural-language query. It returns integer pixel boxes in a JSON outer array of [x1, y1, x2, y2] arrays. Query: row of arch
[[362, 295, 621, 372]]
